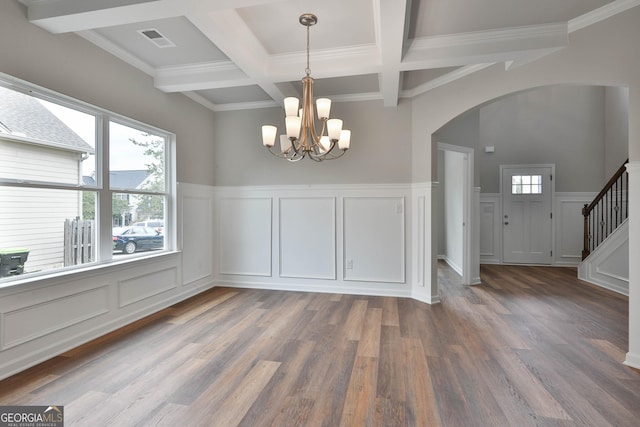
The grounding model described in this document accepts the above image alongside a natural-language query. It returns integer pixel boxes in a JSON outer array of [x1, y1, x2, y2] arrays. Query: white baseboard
[[624, 352, 640, 370]]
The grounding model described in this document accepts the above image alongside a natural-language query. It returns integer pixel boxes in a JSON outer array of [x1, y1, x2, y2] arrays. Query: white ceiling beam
[[77, 29, 156, 75], [504, 47, 565, 71], [25, 0, 286, 33], [403, 22, 568, 70], [154, 62, 252, 92], [27, 0, 185, 33], [375, 0, 409, 107], [185, 6, 287, 106], [401, 64, 494, 99], [568, 0, 640, 33], [267, 45, 381, 82]]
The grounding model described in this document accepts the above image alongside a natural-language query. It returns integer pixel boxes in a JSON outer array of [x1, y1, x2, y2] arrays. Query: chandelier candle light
[[261, 13, 351, 162]]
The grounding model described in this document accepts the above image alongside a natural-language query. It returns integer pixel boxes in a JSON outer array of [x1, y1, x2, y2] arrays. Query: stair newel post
[[582, 203, 590, 260]]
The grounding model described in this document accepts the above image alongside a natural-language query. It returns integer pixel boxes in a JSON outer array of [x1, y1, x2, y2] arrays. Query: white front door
[[502, 165, 554, 264]]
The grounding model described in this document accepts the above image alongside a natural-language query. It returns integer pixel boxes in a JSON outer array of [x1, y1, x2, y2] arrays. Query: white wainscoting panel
[[343, 196, 405, 283], [479, 193, 501, 264], [414, 194, 426, 288], [213, 184, 414, 297], [118, 267, 179, 308], [556, 193, 596, 266], [472, 188, 481, 284], [578, 219, 629, 295], [218, 197, 272, 276], [0, 183, 221, 380], [279, 197, 336, 279], [2, 285, 108, 349], [181, 189, 214, 286]]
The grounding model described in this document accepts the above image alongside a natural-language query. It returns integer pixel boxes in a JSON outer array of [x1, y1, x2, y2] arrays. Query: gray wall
[[213, 100, 413, 186], [605, 86, 629, 176], [435, 85, 626, 194], [435, 110, 480, 185], [478, 85, 605, 193], [0, 0, 216, 187]]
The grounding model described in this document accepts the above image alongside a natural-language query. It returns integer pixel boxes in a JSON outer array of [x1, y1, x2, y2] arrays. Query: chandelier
[[261, 13, 351, 162]]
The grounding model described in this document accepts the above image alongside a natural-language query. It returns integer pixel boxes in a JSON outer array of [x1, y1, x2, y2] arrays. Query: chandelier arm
[[266, 144, 307, 161], [267, 145, 293, 159], [286, 148, 306, 161], [316, 149, 348, 161], [290, 138, 306, 156]]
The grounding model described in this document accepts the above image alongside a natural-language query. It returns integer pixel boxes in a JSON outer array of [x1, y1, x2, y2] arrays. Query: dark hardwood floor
[[1, 262, 638, 426]]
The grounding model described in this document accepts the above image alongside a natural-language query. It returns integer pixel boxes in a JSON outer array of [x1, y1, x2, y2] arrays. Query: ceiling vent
[[138, 28, 175, 48]]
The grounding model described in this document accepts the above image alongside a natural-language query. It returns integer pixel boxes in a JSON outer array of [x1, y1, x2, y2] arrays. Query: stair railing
[[582, 159, 629, 260]]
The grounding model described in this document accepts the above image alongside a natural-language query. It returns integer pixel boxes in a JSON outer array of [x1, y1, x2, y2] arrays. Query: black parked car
[[113, 226, 164, 254]]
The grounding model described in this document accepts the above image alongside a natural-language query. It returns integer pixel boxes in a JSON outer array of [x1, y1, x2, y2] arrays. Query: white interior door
[[502, 165, 554, 264], [438, 142, 476, 285]]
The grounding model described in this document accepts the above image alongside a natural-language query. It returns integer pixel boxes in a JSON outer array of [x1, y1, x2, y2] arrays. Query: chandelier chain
[[305, 23, 311, 76]]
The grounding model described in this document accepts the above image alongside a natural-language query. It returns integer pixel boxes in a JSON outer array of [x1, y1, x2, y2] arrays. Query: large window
[[0, 74, 174, 281]]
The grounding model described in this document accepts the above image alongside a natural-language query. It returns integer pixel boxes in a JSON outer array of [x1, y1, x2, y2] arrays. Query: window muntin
[[512, 175, 542, 194], [0, 74, 174, 281]]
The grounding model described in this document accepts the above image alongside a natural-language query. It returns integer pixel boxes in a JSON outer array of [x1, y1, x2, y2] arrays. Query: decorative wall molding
[[555, 192, 598, 266], [479, 193, 501, 264], [214, 183, 416, 299], [2, 285, 108, 350], [578, 219, 629, 295], [217, 197, 273, 277], [279, 197, 337, 280]]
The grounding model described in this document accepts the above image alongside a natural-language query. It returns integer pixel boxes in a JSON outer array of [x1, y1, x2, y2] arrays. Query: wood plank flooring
[[1, 262, 639, 426]]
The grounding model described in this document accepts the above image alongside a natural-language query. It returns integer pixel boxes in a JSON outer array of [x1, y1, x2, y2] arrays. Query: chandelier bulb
[[284, 97, 299, 117], [262, 125, 277, 147]]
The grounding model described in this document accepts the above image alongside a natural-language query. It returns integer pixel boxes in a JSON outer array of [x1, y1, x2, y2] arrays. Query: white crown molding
[[182, 91, 220, 111], [568, 0, 640, 33], [401, 63, 494, 98], [504, 47, 565, 70], [154, 61, 251, 92], [76, 29, 156, 76], [268, 44, 380, 81], [404, 22, 568, 68], [329, 92, 383, 103], [409, 22, 568, 51], [209, 99, 279, 112]]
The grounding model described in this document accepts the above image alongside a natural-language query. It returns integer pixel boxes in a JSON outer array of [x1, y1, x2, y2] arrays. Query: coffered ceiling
[[19, 0, 638, 111]]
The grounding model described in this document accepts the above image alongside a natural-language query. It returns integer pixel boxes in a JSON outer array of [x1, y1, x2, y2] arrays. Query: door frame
[[438, 142, 477, 285], [499, 163, 555, 264]]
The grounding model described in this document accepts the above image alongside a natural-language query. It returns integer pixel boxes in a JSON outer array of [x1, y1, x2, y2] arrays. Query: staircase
[[578, 159, 629, 295]]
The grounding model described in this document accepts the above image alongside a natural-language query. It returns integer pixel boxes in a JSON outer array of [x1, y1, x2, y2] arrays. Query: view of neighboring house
[[0, 85, 94, 273], [83, 170, 159, 227]]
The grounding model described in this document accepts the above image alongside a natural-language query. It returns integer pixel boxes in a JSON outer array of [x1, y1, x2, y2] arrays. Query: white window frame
[[0, 72, 176, 283]]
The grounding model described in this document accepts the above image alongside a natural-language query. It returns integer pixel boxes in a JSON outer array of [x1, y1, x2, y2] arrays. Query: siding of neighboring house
[[0, 187, 78, 272], [0, 139, 84, 273], [0, 138, 82, 183]]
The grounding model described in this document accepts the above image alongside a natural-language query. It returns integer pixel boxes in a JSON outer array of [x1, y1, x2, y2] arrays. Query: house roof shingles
[[0, 85, 94, 153], [83, 170, 150, 189]]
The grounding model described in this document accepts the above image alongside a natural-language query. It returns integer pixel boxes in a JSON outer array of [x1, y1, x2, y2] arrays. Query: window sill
[[0, 250, 182, 291]]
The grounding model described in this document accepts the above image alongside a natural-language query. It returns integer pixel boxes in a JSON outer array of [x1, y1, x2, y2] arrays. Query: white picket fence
[[64, 218, 95, 266]]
